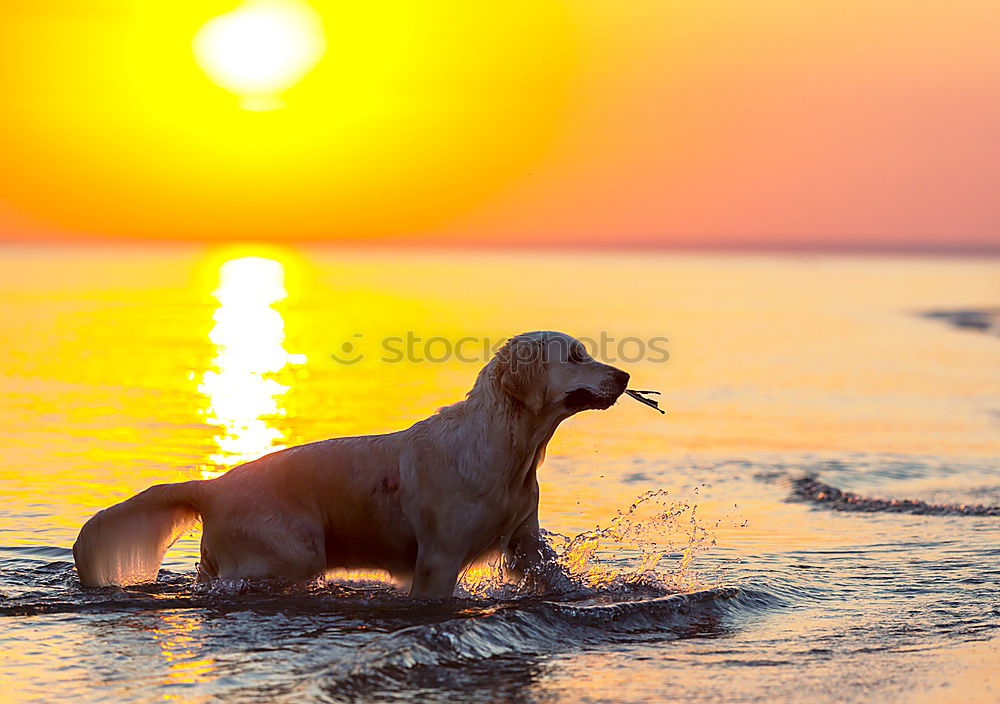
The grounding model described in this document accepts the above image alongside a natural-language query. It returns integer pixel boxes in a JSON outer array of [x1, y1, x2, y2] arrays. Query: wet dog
[[74, 331, 629, 597]]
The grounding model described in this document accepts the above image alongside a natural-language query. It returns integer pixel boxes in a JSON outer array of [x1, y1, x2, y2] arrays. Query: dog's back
[[75, 433, 421, 587]]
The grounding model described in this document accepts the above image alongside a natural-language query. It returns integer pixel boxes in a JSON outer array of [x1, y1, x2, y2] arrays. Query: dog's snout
[[610, 368, 630, 388]]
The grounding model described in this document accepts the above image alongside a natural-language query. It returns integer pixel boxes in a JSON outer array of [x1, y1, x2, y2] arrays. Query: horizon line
[[0, 236, 998, 257]]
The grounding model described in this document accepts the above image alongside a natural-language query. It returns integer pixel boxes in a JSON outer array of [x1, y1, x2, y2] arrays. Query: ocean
[[0, 245, 997, 702]]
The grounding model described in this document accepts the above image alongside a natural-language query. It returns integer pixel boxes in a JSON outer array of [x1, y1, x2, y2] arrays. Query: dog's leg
[[504, 512, 546, 579], [505, 513, 563, 591], [409, 547, 463, 599]]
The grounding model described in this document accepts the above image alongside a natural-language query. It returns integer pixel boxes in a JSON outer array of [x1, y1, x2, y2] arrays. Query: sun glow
[[0, 1, 574, 238], [193, 0, 326, 110]]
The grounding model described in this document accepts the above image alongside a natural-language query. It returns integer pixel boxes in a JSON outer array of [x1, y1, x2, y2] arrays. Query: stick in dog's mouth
[[624, 389, 665, 414]]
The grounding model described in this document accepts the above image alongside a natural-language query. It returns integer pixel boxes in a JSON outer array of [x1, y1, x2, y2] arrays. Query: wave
[[921, 308, 1000, 336], [316, 586, 776, 699], [790, 476, 1000, 516]]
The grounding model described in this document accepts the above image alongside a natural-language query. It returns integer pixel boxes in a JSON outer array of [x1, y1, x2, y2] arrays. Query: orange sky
[[1, 1, 998, 250]]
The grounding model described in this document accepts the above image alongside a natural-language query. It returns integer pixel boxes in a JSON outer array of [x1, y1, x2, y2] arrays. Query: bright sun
[[193, 0, 326, 110]]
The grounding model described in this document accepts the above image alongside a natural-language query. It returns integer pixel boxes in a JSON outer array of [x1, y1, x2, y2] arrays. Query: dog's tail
[[73, 480, 208, 587]]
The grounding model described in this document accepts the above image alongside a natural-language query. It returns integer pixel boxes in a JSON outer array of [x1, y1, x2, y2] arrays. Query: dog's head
[[492, 331, 630, 416]]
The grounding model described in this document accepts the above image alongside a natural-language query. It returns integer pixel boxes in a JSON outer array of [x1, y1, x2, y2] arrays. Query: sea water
[[0, 246, 997, 702]]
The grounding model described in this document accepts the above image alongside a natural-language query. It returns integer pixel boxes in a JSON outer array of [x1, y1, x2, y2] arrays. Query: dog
[[74, 331, 630, 598]]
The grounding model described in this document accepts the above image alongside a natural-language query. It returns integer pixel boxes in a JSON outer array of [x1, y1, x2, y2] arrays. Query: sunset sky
[[1, 1, 997, 250]]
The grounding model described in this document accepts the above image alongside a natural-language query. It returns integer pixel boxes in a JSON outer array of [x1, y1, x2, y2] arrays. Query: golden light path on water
[[151, 611, 215, 691], [198, 256, 306, 478]]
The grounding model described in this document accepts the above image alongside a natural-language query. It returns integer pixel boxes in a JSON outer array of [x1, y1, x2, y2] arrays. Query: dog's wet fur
[[73, 331, 629, 598]]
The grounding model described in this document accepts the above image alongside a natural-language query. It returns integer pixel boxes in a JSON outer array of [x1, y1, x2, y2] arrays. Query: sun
[[193, 0, 326, 110], [2, 1, 577, 239]]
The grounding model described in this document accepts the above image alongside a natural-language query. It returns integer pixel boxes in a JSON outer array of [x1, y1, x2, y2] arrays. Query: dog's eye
[[569, 347, 586, 364]]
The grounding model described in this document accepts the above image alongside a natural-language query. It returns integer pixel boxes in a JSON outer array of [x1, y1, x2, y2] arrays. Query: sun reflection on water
[[150, 610, 215, 692], [198, 256, 305, 478]]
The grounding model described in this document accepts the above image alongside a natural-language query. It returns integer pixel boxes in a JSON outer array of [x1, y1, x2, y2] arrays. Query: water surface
[[1, 246, 997, 702]]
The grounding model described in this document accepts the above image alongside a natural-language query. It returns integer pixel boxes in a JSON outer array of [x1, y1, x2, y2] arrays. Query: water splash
[[457, 489, 727, 599], [551, 489, 721, 592]]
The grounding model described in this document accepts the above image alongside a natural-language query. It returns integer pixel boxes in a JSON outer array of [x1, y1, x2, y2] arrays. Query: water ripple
[[790, 476, 1000, 516]]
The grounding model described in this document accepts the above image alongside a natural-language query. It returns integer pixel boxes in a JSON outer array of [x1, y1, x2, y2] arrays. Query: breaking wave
[[316, 586, 775, 700]]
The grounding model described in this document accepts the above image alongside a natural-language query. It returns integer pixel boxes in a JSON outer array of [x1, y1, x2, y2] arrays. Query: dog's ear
[[499, 346, 545, 415]]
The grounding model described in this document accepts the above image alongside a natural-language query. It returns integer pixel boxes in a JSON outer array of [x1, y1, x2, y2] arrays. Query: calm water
[[0, 246, 998, 703]]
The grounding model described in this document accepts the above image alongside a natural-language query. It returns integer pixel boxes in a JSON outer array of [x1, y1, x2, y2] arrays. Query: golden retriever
[[74, 331, 630, 598]]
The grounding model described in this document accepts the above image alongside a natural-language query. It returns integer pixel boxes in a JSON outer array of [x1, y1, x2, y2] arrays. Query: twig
[[624, 389, 665, 414]]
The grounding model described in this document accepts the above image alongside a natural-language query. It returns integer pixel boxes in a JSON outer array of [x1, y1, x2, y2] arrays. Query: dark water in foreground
[[0, 248, 997, 702]]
